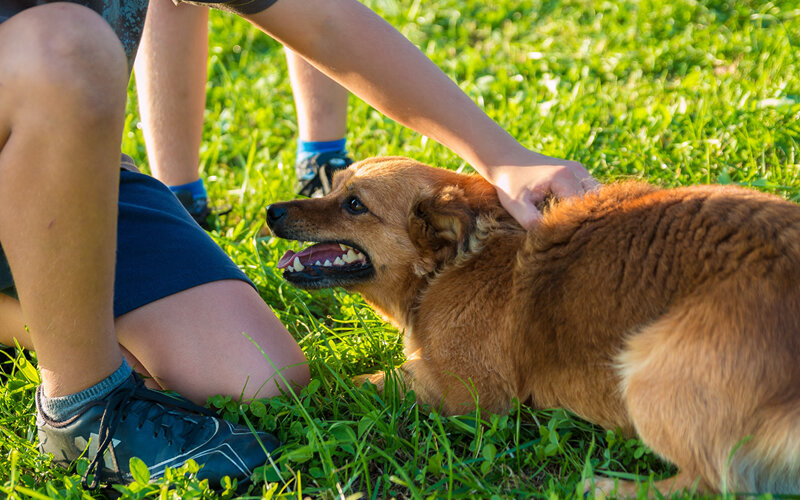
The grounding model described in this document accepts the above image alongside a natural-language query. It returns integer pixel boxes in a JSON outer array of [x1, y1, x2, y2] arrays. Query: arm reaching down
[[243, 0, 598, 227]]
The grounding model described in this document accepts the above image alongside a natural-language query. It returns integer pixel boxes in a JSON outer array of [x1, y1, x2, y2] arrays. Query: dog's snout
[[266, 204, 288, 228]]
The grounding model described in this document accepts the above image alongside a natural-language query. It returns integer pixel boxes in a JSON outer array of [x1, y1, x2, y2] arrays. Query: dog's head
[[266, 157, 517, 318]]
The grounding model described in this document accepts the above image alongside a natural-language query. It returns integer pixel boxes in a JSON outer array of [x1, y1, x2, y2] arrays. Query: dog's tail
[[725, 400, 800, 495]]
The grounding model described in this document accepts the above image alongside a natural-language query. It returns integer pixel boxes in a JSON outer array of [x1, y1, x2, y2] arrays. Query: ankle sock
[[38, 360, 133, 422], [297, 138, 347, 163], [168, 178, 207, 202]]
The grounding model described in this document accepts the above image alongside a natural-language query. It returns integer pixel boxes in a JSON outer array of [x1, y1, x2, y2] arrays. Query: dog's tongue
[[277, 243, 347, 269]]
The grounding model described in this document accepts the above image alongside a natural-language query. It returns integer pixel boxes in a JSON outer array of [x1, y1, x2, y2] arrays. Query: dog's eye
[[344, 196, 368, 215]]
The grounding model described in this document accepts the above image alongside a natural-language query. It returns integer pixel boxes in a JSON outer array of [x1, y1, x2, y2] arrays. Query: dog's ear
[[409, 185, 477, 275]]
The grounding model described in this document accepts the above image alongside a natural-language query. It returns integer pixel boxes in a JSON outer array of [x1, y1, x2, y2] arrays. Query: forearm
[[246, 0, 596, 229], [244, 0, 524, 178]]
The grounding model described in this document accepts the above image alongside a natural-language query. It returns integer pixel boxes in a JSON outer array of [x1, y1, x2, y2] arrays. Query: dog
[[266, 156, 800, 496]]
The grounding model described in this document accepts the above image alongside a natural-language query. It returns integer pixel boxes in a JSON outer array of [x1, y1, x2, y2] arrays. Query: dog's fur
[[267, 156, 800, 496]]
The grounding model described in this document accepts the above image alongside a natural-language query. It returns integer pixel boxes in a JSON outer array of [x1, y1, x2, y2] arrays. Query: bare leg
[[0, 294, 26, 349], [0, 4, 128, 397], [0, 295, 152, 381], [1, 2, 308, 401], [0, 281, 309, 404], [115, 280, 308, 403], [285, 49, 349, 142], [134, 0, 208, 186], [136, 2, 349, 185]]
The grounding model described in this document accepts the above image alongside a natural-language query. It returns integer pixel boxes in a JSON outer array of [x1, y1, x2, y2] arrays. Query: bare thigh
[[115, 279, 309, 404], [0, 280, 310, 404]]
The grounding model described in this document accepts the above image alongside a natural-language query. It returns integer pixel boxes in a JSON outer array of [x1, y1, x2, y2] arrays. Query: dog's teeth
[[334, 256, 345, 266], [342, 250, 358, 263], [323, 260, 332, 267], [293, 257, 304, 272], [314, 261, 322, 266], [339, 243, 349, 251]]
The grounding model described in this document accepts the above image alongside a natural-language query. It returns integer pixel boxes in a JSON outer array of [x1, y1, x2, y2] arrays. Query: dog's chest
[[409, 252, 517, 359]]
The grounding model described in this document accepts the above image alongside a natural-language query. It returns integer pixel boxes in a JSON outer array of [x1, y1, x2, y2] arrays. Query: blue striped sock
[[297, 138, 347, 163]]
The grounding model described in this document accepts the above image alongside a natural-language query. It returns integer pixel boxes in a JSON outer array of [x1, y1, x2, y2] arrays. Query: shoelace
[[83, 374, 218, 489]]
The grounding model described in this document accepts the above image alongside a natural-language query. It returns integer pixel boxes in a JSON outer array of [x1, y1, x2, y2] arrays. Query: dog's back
[[509, 182, 800, 493]]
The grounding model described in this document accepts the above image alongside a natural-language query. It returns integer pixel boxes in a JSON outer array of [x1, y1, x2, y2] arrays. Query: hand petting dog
[[479, 150, 598, 229]]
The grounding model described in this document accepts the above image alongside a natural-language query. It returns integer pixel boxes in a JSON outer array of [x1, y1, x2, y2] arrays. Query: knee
[[276, 358, 311, 391], [239, 350, 310, 401], [136, 338, 311, 403], [242, 350, 311, 400], [6, 4, 128, 124]]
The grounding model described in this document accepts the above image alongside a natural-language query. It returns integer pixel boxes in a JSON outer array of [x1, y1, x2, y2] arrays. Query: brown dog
[[266, 156, 800, 496]]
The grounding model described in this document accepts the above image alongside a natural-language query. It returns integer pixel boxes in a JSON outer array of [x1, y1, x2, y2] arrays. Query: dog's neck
[[401, 229, 526, 328], [353, 271, 429, 331]]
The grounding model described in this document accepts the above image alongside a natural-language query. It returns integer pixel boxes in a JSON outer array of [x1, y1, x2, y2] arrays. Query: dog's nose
[[266, 204, 287, 227]]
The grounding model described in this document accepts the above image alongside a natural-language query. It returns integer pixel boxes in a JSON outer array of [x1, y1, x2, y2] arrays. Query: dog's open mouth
[[276, 242, 374, 288]]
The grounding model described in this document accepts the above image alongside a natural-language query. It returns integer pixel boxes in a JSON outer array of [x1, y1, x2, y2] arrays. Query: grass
[[2, 0, 799, 498]]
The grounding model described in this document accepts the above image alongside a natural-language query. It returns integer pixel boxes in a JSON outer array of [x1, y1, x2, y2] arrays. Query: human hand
[[483, 152, 599, 229]]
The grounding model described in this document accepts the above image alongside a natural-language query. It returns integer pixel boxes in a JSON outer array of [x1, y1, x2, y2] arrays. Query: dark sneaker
[[36, 373, 279, 490], [295, 151, 353, 198], [173, 191, 231, 230]]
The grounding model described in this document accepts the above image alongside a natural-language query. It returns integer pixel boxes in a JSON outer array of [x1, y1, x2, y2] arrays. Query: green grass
[[2, 0, 799, 498]]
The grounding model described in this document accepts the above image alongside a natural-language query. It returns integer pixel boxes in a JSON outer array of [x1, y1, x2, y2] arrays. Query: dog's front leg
[[584, 471, 707, 499], [354, 350, 481, 415], [351, 350, 424, 395], [352, 350, 434, 404], [353, 371, 386, 392]]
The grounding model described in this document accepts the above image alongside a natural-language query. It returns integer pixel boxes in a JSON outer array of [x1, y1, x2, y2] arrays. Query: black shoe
[[295, 151, 353, 198], [173, 191, 231, 231], [37, 373, 278, 490]]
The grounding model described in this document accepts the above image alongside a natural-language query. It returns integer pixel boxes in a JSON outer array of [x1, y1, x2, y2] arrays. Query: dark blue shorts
[[0, 157, 254, 317]]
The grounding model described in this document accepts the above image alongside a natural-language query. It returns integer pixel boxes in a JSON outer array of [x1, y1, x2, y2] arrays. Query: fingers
[[548, 173, 584, 199], [542, 162, 596, 201], [582, 175, 601, 191], [567, 161, 601, 192], [509, 203, 543, 230], [490, 158, 600, 230], [496, 189, 542, 230]]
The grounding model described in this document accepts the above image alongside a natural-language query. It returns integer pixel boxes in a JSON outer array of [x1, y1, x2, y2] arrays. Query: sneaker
[[295, 151, 353, 198], [37, 373, 279, 490], [173, 191, 231, 231]]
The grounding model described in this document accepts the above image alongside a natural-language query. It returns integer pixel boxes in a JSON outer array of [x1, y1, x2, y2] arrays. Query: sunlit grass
[[2, 0, 798, 498]]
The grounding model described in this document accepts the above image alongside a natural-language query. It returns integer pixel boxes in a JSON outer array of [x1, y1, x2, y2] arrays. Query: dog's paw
[[583, 476, 638, 499], [583, 477, 617, 499], [353, 371, 386, 391]]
